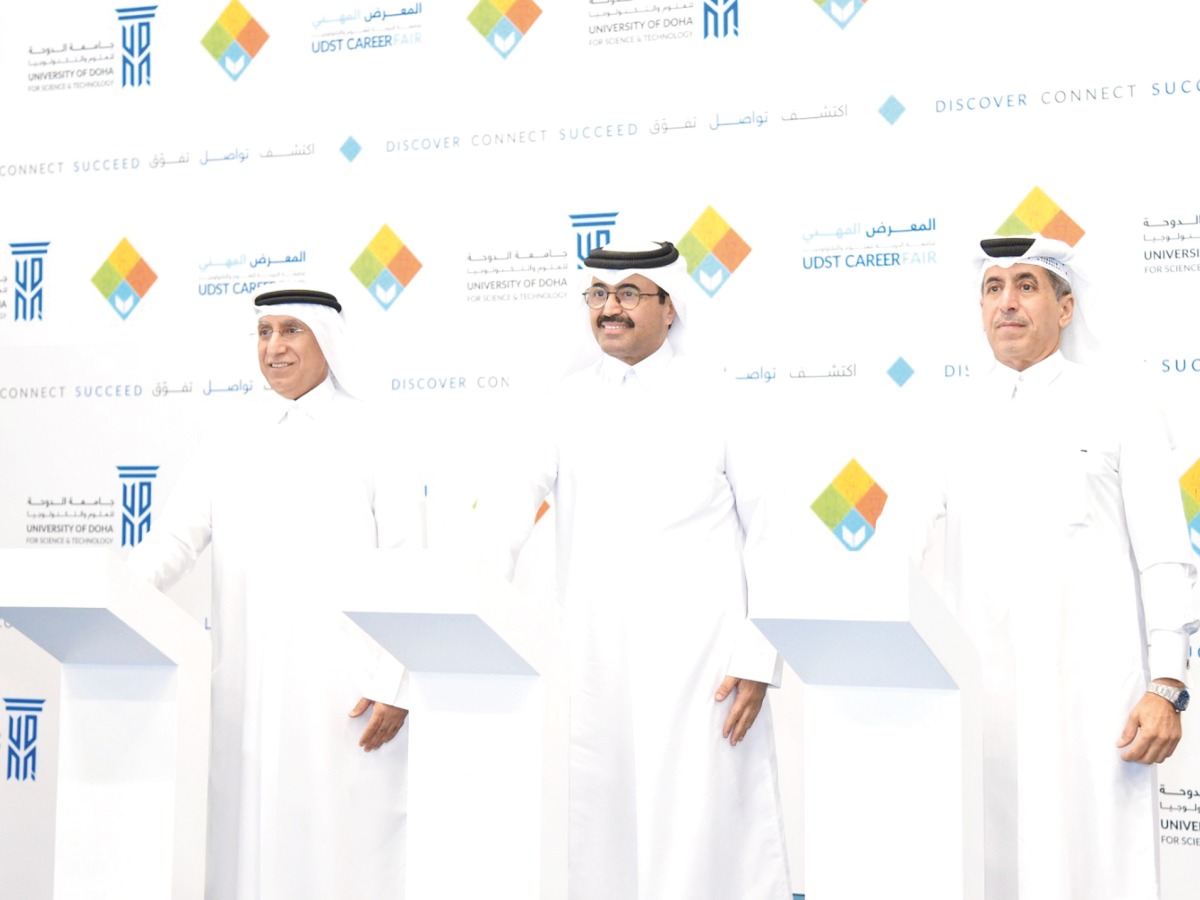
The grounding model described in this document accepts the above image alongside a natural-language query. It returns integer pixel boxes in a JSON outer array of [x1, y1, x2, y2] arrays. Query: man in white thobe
[[486, 241, 791, 900], [925, 236, 1198, 899], [130, 289, 416, 899]]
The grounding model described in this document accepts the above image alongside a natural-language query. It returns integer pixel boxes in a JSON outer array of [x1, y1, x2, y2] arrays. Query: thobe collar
[[266, 375, 337, 423], [597, 339, 675, 388], [985, 350, 1066, 400]]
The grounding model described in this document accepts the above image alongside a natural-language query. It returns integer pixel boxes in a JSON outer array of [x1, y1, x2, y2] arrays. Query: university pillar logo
[[570, 212, 619, 268], [92, 238, 157, 320], [10, 242, 49, 322], [5, 698, 45, 782], [678, 206, 751, 296], [350, 225, 422, 310], [467, 0, 542, 58], [811, 459, 888, 551], [202, 2, 269, 80], [1179, 458, 1200, 556], [703, 0, 739, 39], [996, 186, 1085, 246], [118, 465, 159, 547], [814, 0, 868, 29], [116, 5, 158, 88]]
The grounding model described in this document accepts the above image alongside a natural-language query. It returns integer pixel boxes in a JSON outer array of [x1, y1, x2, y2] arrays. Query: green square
[[1182, 488, 1200, 523], [675, 232, 708, 275], [201, 23, 234, 60], [810, 485, 851, 530], [994, 214, 1031, 237], [467, 1, 502, 36], [91, 261, 122, 297], [349, 249, 384, 288]]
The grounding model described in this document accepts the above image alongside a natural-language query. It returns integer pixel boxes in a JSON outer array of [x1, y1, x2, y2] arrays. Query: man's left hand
[[715, 676, 767, 747], [1116, 681, 1183, 764], [349, 697, 408, 752]]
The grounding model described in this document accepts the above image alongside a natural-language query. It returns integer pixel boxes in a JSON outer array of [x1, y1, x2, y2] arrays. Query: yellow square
[[108, 238, 141, 277], [493, 0, 518, 12], [218, 1, 253, 35], [1180, 458, 1200, 503], [368, 225, 403, 262], [1012, 186, 1061, 233], [832, 458, 874, 505], [688, 206, 731, 250]]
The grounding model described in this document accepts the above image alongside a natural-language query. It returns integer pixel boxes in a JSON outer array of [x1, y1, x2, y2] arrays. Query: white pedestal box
[[0, 549, 210, 900]]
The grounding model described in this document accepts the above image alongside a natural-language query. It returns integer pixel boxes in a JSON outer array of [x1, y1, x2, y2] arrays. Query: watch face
[[1177, 689, 1190, 712]]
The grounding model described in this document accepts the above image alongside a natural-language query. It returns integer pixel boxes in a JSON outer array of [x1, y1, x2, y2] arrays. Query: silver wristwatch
[[1147, 682, 1190, 713]]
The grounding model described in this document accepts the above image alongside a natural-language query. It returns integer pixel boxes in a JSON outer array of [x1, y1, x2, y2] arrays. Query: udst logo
[[996, 186, 1085, 246], [703, 0, 738, 38], [1179, 458, 1200, 556], [92, 238, 157, 320], [570, 212, 618, 268], [350, 226, 422, 310], [811, 459, 888, 551], [678, 206, 751, 297], [814, 0, 868, 29], [202, 1, 269, 80], [118, 465, 159, 547], [467, 0, 542, 58], [116, 5, 158, 88], [10, 242, 49, 322], [5, 698, 45, 782]]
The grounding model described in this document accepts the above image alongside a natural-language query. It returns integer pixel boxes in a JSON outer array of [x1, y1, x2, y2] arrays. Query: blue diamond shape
[[219, 43, 251, 80], [822, 0, 863, 29], [1189, 513, 1200, 555], [369, 270, 402, 310], [487, 17, 522, 58], [834, 508, 874, 551], [692, 253, 731, 297], [887, 357, 914, 387], [108, 283, 140, 320], [341, 137, 362, 162], [879, 95, 905, 125]]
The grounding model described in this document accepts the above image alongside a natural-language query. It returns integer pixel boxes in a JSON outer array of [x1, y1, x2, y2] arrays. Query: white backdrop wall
[[3, 0, 1200, 896]]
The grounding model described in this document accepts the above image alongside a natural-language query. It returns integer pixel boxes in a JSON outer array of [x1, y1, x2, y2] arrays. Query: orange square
[[855, 482, 888, 528], [712, 228, 751, 273], [505, 0, 542, 32], [237, 18, 270, 57], [386, 245, 422, 286], [1042, 209, 1085, 247], [125, 257, 158, 298]]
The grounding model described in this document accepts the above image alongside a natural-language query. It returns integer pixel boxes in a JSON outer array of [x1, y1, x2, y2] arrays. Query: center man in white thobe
[[923, 236, 1198, 899], [485, 241, 791, 899], [131, 289, 418, 899]]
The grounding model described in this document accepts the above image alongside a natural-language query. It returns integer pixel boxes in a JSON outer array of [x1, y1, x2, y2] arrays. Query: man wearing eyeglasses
[[483, 242, 792, 899], [130, 289, 418, 899]]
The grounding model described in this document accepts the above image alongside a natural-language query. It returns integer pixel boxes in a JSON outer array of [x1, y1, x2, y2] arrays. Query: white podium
[[0, 548, 210, 900], [264, 548, 568, 900], [754, 552, 985, 900]]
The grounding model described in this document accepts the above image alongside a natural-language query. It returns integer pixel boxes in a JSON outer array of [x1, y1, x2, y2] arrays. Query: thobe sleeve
[[126, 451, 214, 593], [724, 404, 784, 688], [1120, 400, 1200, 683]]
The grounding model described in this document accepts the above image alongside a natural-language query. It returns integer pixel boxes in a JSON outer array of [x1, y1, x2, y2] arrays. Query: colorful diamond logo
[[811, 459, 888, 551], [814, 0, 868, 29], [887, 357, 914, 387], [678, 207, 751, 297], [201, 1, 269, 81], [92, 238, 157, 320], [468, 0, 542, 58], [996, 186, 1085, 247], [350, 225, 422, 310], [1179, 458, 1200, 557], [879, 95, 905, 125]]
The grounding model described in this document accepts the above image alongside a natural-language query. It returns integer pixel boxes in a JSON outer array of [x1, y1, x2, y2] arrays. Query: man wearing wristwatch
[[921, 236, 1199, 899]]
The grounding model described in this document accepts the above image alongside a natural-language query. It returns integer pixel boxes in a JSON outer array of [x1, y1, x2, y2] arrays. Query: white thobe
[[130, 377, 418, 900], [930, 352, 1198, 900], [492, 341, 791, 900]]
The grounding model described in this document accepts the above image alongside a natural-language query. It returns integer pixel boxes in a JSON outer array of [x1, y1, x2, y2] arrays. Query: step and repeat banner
[[3, 0, 1200, 895]]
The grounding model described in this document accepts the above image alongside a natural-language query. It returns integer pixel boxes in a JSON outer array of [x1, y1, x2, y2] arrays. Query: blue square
[[488, 17, 522, 58], [341, 136, 362, 162], [834, 508, 875, 551], [822, 0, 862, 29], [887, 356, 914, 387], [220, 43, 251, 80], [691, 253, 731, 297], [370, 270, 403, 310], [1188, 513, 1200, 555], [879, 95, 906, 125], [108, 282, 140, 319]]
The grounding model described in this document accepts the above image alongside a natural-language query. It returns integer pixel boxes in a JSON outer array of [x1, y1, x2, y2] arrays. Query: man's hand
[[715, 676, 767, 747], [349, 697, 408, 752], [1116, 680, 1184, 764]]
